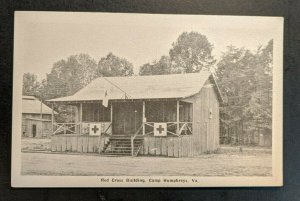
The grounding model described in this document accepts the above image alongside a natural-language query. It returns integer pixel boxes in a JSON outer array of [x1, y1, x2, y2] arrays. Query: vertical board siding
[[167, 138, 173, 157], [181, 137, 186, 157], [182, 78, 220, 155], [61, 137, 67, 152], [148, 137, 156, 155], [88, 137, 94, 152], [156, 138, 162, 155], [161, 138, 167, 156], [143, 137, 149, 155], [71, 136, 77, 152], [51, 136, 56, 152], [52, 135, 196, 157], [82, 136, 88, 153], [173, 138, 179, 157], [66, 137, 72, 151], [141, 136, 193, 158], [51, 135, 106, 153], [77, 136, 82, 153]]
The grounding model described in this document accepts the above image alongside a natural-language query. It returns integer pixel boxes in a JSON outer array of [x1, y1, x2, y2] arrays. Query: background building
[[22, 96, 56, 138]]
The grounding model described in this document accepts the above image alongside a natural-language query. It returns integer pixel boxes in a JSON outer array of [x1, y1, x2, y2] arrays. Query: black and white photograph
[[11, 11, 283, 187]]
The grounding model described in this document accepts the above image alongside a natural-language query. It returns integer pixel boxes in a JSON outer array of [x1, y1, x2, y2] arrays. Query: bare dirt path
[[21, 151, 272, 176]]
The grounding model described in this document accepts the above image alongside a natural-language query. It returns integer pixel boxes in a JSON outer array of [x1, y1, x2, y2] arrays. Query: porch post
[[131, 136, 134, 156], [51, 103, 54, 134], [40, 100, 43, 137], [79, 103, 82, 135], [177, 100, 180, 135], [142, 101, 145, 135], [110, 102, 113, 123], [40, 99, 43, 119]]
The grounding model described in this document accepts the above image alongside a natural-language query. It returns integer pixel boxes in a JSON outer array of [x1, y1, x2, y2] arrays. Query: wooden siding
[[51, 135, 195, 157], [22, 118, 52, 138], [183, 79, 220, 154], [51, 135, 109, 153], [22, 113, 52, 120], [141, 136, 194, 157]]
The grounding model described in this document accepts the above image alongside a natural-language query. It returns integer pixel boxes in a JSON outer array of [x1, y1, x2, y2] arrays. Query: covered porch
[[50, 99, 193, 137], [49, 99, 193, 156]]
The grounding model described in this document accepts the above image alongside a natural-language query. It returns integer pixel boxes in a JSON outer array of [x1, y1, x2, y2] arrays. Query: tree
[[169, 31, 216, 73], [216, 40, 273, 142], [41, 53, 98, 100], [246, 40, 273, 131], [216, 46, 256, 125], [139, 56, 171, 76], [22, 73, 42, 97], [38, 53, 98, 122], [97, 53, 134, 77]]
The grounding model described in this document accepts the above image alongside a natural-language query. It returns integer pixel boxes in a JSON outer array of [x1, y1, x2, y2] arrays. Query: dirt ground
[[21, 151, 272, 176], [21, 138, 51, 151]]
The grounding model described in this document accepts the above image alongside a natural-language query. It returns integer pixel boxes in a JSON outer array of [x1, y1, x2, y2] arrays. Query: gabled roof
[[22, 96, 56, 114], [47, 70, 223, 103]]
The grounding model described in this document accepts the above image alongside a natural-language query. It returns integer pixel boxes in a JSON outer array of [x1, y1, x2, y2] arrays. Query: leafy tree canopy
[[97, 53, 134, 77], [216, 40, 273, 132], [139, 56, 171, 76], [22, 73, 42, 97], [41, 53, 98, 100], [169, 31, 216, 73]]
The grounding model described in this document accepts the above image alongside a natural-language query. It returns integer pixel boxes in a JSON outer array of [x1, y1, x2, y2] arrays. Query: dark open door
[[32, 124, 37, 137], [112, 102, 142, 135]]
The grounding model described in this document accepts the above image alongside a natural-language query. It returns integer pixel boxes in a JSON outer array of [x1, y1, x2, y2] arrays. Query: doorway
[[112, 102, 142, 135], [32, 124, 37, 137]]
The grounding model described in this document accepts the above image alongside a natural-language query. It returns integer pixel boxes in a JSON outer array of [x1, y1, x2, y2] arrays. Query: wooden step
[[110, 147, 140, 150], [101, 135, 144, 156], [111, 142, 143, 145], [101, 152, 131, 156], [111, 148, 132, 150]]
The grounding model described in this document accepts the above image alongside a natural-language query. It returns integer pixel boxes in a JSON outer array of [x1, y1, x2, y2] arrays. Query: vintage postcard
[[12, 11, 283, 187]]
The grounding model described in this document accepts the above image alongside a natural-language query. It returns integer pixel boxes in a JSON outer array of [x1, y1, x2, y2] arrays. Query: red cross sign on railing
[[154, 123, 167, 136]]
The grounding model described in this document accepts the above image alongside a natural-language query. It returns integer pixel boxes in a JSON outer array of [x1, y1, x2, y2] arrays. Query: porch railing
[[53, 123, 80, 135], [81, 122, 112, 135], [131, 124, 144, 156], [144, 122, 192, 136], [52, 122, 112, 135]]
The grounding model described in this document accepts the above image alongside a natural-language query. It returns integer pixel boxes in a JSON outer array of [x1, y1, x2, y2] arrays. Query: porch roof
[[47, 70, 223, 103]]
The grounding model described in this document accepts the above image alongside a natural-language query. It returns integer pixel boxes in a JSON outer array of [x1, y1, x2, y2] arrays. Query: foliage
[[23, 53, 135, 122], [22, 31, 273, 135], [22, 73, 42, 97], [246, 40, 273, 130], [169, 31, 216, 73], [97, 53, 134, 77], [216, 40, 273, 133], [139, 56, 171, 76], [40, 54, 98, 100], [139, 31, 216, 75]]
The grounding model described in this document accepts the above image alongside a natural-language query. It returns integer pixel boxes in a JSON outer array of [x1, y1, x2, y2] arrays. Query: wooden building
[[22, 96, 57, 138], [48, 70, 223, 157]]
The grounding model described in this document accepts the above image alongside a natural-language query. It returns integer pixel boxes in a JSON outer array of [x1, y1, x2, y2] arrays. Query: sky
[[17, 12, 281, 80]]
